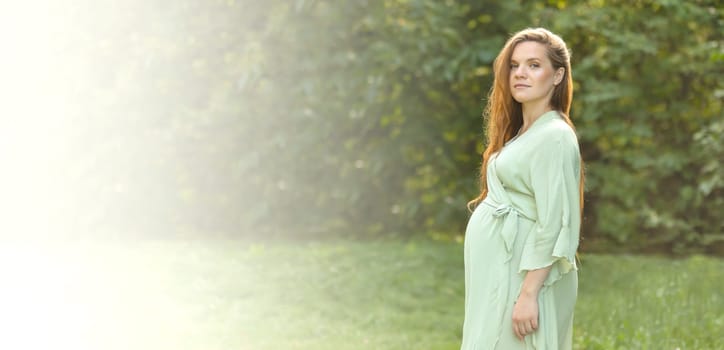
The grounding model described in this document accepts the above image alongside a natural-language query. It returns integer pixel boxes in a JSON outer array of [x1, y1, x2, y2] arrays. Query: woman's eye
[[530, 63, 539, 68], [510, 64, 518, 69]]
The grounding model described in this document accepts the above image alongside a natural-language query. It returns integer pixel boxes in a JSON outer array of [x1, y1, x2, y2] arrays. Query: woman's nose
[[513, 66, 526, 78]]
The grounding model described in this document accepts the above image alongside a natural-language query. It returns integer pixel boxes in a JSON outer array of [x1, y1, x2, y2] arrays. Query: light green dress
[[461, 110, 581, 350]]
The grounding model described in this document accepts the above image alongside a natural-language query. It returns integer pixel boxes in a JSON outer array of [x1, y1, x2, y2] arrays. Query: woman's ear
[[554, 67, 565, 86]]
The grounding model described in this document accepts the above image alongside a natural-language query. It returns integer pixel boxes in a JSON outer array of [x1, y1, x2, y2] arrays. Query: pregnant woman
[[460, 28, 585, 350]]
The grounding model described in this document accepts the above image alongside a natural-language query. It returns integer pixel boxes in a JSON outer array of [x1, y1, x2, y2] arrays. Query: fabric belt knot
[[484, 199, 521, 345], [490, 202, 519, 261]]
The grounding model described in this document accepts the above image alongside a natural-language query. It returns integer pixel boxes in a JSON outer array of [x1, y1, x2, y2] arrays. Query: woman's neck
[[520, 102, 553, 135]]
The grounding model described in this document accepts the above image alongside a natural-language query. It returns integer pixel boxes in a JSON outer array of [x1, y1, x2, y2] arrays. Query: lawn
[[2, 239, 722, 349]]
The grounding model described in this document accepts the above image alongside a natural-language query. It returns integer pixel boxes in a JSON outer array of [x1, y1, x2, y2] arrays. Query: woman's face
[[509, 41, 563, 106]]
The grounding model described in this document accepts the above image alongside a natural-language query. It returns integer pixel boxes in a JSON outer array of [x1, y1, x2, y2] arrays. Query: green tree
[[53, 0, 722, 253]]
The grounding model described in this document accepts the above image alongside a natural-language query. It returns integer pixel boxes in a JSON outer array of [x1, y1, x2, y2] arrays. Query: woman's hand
[[512, 292, 539, 341]]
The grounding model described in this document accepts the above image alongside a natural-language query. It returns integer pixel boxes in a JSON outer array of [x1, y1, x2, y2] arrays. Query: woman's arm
[[512, 266, 553, 340]]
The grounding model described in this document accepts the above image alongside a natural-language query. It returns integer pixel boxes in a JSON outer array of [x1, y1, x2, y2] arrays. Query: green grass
[[5, 239, 723, 349]]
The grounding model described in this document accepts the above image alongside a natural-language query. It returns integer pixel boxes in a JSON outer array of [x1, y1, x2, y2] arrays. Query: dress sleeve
[[518, 131, 581, 287]]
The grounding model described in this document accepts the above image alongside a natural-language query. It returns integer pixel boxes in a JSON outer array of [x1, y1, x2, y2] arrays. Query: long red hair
[[467, 28, 585, 215]]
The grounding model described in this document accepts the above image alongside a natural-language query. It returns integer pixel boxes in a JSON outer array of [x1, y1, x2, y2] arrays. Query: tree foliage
[[55, 0, 722, 252]]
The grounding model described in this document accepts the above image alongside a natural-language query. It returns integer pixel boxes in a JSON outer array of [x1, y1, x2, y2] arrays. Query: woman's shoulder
[[529, 114, 579, 152], [536, 114, 578, 143]]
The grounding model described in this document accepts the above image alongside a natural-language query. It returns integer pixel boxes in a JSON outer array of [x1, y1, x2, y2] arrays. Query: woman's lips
[[513, 84, 530, 88]]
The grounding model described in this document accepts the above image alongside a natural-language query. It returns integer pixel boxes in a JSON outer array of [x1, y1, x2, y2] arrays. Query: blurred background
[[4, 0, 722, 252], [1, 1, 722, 349]]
